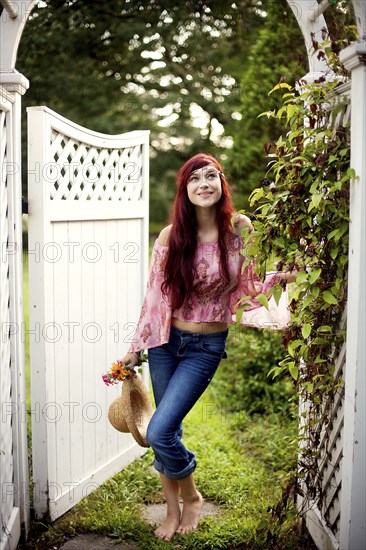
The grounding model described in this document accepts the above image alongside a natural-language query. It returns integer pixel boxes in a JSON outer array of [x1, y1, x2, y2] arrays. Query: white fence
[[0, 72, 19, 550], [298, 84, 352, 550], [27, 106, 150, 520], [0, 80, 29, 549], [299, 324, 346, 549]]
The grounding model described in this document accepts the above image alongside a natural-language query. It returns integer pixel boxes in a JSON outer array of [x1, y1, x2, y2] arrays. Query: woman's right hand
[[233, 213, 253, 235], [119, 351, 141, 368]]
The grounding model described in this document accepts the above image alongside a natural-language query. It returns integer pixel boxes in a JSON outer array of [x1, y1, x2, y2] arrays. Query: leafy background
[[17, 0, 312, 227]]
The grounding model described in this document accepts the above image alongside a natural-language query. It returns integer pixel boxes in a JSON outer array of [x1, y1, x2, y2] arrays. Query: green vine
[[245, 59, 352, 522]]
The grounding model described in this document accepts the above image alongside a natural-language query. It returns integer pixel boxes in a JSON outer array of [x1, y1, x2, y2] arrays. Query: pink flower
[[102, 355, 146, 387], [102, 374, 117, 386]]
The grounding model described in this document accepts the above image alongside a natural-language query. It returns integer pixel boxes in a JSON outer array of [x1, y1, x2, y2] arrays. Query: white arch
[[1, 1, 364, 80], [287, 0, 366, 78], [0, 0, 38, 71], [4, 1, 359, 81], [352, 0, 366, 40], [286, 0, 331, 80], [5, 1, 361, 80]]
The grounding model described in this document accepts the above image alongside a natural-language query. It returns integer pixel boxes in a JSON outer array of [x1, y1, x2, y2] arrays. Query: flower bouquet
[[102, 354, 148, 386], [102, 354, 153, 448]]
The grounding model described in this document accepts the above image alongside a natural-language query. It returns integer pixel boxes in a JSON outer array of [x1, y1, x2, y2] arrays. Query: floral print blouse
[[128, 236, 290, 353]]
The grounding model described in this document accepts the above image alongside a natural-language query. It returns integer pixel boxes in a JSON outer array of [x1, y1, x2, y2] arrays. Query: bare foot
[[154, 506, 181, 541], [154, 473, 181, 541], [176, 491, 203, 535]]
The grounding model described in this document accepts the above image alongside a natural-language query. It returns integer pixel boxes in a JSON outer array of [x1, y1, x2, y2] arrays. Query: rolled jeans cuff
[[153, 455, 197, 480]]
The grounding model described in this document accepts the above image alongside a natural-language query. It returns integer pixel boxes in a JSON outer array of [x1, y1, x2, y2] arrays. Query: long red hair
[[162, 153, 235, 312]]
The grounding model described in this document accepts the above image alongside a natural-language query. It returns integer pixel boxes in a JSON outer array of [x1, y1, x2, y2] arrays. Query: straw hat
[[108, 376, 154, 448]]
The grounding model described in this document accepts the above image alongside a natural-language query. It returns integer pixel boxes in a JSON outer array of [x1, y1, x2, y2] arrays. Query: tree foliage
[[227, 0, 355, 209], [228, 0, 307, 205], [16, 1, 354, 224], [18, 0, 268, 221]]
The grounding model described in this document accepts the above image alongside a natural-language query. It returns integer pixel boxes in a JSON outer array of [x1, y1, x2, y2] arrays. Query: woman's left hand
[[233, 213, 253, 235]]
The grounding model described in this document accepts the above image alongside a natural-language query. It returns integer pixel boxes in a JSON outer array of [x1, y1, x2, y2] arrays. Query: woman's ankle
[[178, 474, 200, 501], [166, 498, 181, 514], [181, 489, 201, 503]]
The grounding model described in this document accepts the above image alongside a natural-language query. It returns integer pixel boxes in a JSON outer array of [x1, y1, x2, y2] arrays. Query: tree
[[227, 0, 356, 210], [18, 0, 266, 223], [227, 0, 307, 208]]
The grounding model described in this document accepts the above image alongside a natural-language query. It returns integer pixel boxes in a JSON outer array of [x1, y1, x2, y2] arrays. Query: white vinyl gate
[[27, 106, 150, 521]]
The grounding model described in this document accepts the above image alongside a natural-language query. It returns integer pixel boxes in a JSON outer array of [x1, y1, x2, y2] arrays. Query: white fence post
[[339, 38, 366, 550], [0, 71, 30, 548]]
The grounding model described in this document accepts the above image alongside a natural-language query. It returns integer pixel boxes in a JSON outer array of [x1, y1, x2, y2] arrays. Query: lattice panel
[[0, 107, 15, 528], [331, 99, 351, 130], [49, 129, 143, 201], [321, 346, 346, 536], [307, 92, 349, 522]]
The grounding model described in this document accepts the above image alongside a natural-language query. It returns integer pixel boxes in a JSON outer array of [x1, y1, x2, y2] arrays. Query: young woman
[[120, 153, 295, 541]]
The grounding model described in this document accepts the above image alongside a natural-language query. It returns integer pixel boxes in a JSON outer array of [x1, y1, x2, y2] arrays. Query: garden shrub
[[216, 327, 292, 416]]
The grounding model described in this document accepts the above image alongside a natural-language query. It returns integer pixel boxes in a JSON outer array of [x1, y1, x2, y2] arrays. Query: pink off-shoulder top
[[128, 235, 290, 353]]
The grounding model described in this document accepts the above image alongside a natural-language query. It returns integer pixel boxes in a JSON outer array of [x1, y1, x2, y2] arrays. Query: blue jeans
[[147, 325, 228, 480]]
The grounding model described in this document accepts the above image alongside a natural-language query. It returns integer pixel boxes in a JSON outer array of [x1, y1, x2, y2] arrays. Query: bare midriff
[[171, 318, 228, 334]]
